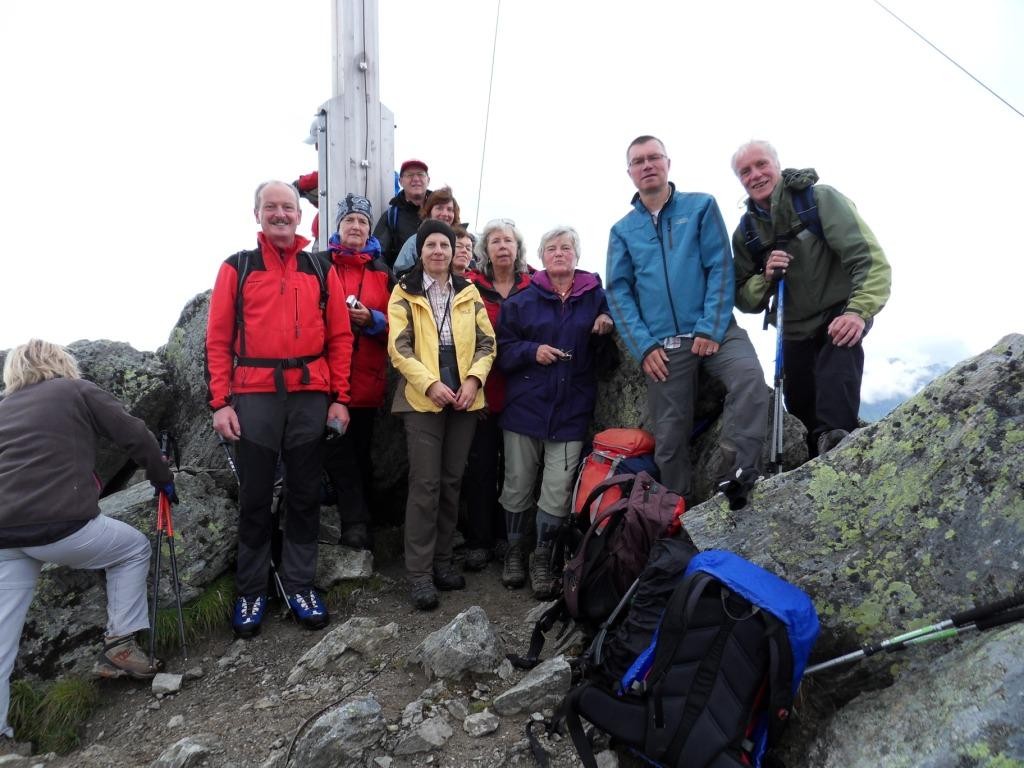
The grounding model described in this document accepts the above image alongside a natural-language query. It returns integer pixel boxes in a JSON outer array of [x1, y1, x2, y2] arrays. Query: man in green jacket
[[730, 140, 891, 458]]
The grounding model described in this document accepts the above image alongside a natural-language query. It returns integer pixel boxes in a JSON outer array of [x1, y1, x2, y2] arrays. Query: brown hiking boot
[[502, 540, 526, 589], [95, 636, 160, 680], [529, 542, 557, 599]]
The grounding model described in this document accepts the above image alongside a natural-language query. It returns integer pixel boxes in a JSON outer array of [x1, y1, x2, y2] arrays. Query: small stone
[[148, 700, 161, 710], [184, 667, 205, 680], [530, 712, 544, 722], [386, 724, 399, 734], [152, 673, 183, 695], [373, 758, 393, 768], [168, 714, 185, 728], [595, 748, 619, 768], [463, 710, 500, 737], [445, 698, 469, 720]]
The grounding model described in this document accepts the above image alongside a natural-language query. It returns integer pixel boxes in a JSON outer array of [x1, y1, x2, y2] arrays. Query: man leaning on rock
[[205, 180, 354, 637], [730, 140, 892, 458], [606, 135, 769, 511]]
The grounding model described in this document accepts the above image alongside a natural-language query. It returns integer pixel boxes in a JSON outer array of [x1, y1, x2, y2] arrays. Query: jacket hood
[[327, 234, 382, 263], [531, 269, 601, 298], [781, 168, 819, 192]]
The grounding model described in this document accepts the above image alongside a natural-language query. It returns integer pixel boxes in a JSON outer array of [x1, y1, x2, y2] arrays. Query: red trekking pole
[[149, 433, 188, 665]]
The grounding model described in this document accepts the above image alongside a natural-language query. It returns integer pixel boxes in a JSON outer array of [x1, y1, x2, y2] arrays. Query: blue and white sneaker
[[232, 594, 266, 638], [286, 589, 329, 630]]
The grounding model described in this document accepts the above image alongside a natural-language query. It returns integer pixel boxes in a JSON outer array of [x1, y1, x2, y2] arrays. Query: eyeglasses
[[628, 153, 667, 168], [401, 171, 428, 180], [485, 218, 516, 229]]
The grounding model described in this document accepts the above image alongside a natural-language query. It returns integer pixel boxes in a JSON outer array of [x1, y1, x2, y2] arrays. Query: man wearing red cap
[[373, 159, 432, 270]]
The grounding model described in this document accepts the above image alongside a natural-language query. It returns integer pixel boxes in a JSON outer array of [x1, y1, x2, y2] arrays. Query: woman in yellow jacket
[[388, 220, 495, 609]]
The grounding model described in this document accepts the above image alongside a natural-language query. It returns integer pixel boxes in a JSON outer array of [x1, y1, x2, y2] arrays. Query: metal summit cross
[[313, 0, 395, 251]]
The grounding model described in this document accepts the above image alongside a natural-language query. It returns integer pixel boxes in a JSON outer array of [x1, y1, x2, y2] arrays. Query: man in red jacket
[[205, 180, 353, 638]]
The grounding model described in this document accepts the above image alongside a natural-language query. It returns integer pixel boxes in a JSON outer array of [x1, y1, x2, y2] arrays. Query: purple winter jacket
[[497, 270, 611, 442]]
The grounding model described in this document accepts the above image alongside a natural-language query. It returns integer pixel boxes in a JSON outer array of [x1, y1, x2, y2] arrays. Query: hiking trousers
[[0, 515, 151, 738], [500, 430, 583, 519], [403, 409, 477, 576], [234, 392, 328, 596], [783, 333, 864, 458], [322, 407, 376, 528], [647, 321, 768, 497], [463, 413, 507, 551]]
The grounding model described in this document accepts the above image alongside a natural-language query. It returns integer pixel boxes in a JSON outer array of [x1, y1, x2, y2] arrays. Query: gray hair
[[2, 339, 81, 394], [475, 219, 528, 279], [537, 226, 581, 264], [731, 140, 780, 176], [253, 180, 301, 212]]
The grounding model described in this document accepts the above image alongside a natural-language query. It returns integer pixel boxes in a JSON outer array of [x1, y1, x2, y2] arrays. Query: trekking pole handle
[[218, 437, 241, 483], [952, 592, 1024, 627], [974, 605, 1024, 632]]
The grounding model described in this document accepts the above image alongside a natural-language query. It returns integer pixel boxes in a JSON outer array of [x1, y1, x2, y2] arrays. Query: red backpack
[[572, 428, 656, 523]]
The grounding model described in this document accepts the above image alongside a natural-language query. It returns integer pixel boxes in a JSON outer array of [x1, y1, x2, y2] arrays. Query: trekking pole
[[161, 432, 188, 660], [769, 277, 785, 475], [805, 592, 1024, 675]]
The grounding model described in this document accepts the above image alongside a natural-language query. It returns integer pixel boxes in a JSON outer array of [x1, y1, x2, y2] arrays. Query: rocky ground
[[25, 544, 615, 768]]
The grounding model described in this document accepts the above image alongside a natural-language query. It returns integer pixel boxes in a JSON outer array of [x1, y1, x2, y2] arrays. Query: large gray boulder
[[72, 339, 174, 488], [801, 624, 1024, 767], [683, 333, 1024, 679], [407, 606, 506, 681]]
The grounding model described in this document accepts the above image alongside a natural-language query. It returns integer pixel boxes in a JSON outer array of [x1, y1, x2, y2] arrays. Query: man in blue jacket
[[606, 135, 768, 510]]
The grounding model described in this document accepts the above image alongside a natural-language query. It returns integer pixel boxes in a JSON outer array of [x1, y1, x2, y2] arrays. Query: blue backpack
[[740, 183, 825, 274], [562, 550, 819, 768]]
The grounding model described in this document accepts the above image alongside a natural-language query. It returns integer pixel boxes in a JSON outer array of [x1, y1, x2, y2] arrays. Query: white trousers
[[0, 515, 151, 738]]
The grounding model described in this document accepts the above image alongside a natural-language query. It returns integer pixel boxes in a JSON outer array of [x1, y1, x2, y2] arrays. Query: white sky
[[2, 1, 1021, 403]]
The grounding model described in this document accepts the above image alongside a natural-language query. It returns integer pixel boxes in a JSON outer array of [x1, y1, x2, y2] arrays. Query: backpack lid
[[684, 550, 819, 691]]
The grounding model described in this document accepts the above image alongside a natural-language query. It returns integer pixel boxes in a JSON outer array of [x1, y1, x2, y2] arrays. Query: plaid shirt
[[423, 272, 454, 346]]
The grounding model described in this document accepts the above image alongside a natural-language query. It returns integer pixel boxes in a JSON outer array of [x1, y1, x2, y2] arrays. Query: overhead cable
[[873, 0, 1023, 120]]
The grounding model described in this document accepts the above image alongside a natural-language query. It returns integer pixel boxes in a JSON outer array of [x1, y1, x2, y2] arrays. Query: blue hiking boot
[[286, 589, 330, 630], [232, 594, 266, 639]]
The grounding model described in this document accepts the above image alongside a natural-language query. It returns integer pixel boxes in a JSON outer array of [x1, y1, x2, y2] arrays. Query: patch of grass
[[325, 574, 385, 612], [7, 678, 43, 740], [8, 677, 99, 754], [147, 573, 235, 654]]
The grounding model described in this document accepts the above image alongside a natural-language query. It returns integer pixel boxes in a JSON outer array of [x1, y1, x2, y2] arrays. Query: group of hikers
[[0, 133, 890, 745]]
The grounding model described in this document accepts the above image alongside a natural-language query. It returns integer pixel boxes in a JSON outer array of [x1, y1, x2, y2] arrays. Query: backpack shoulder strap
[[790, 184, 824, 242], [576, 472, 637, 522], [740, 213, 769, 274], [232, 249, 258, 357], [763, 612, 797, 746]]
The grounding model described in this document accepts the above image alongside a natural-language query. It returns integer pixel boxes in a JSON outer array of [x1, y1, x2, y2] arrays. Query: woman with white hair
[[0, 340, 175, 744], [496, 227, 613, 597]]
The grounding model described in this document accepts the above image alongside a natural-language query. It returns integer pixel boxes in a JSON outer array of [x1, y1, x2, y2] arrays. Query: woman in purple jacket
[[496, 227, 614, 597]]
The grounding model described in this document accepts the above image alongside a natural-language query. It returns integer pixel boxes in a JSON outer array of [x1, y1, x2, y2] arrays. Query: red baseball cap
[[400, 159, 429, 175]]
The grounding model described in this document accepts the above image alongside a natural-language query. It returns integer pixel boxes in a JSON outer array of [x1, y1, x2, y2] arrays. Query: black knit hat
[[335, 193, 373, 228], [416, 219, 456, 257]]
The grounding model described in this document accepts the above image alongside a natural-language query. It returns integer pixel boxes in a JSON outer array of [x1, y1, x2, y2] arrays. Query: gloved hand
[[152, 481, 179, 504]]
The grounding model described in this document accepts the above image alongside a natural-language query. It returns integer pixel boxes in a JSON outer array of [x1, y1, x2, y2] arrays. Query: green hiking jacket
[[732, 168, 892, 340]]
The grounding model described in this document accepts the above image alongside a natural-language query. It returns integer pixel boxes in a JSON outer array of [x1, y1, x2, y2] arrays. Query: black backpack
[[561, 551, 820, 768]]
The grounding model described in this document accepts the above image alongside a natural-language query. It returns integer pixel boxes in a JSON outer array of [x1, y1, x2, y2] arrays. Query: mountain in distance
[[860, 361, 952, 422]]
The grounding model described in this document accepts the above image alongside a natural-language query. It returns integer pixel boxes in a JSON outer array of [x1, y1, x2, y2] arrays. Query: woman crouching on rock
[[388, 221, 496, 610], [0, 339, 175, 741]]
